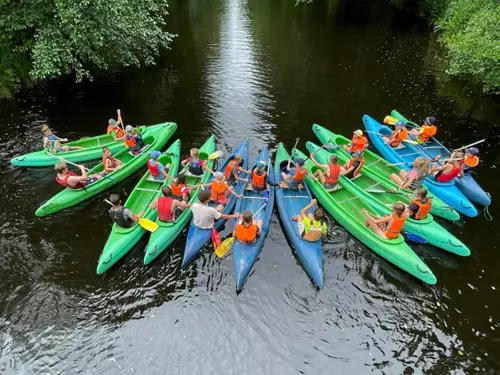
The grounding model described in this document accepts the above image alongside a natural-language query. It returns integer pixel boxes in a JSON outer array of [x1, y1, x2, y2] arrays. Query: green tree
[[0, 0, 174, 97]]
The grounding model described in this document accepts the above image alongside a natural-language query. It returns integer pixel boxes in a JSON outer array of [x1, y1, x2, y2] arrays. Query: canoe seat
[[146, 174, 165, 183], [246, 184, 253, 190], [280, 181, 304, 189], [325, 185, 342, 192], [128, 145, 149, 156], [394, 143, 406, 150], [350, 174, 362, 180]]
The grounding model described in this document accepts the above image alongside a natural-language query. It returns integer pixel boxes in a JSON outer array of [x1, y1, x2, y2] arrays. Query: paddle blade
[[138, 218, 159, 233], [215, 237, 235, 258], [383, 115, 398, 125], [402, 139, 418, 145], [211, 228, 221, 250], [208, 150, 223, 160], [404, 232, 428, 244]]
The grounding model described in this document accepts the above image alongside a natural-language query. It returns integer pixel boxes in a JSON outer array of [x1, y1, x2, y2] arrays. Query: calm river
[[1, 0, 500, 374]]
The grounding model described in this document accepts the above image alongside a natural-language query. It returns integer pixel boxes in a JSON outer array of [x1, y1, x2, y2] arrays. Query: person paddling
[[343, 130, 368, 154], [384, 120, 408, 148], [409, 116, 437, 144], [390, 157, 430, 191], [108, 193, 143, 228], [406, 188, 432, 220], [102, 146, 123, 173], [147, 151, 172, 181], [54, 162, 102, 189], [199, 172, 242, 211], [250, 161, 277, 192], [181, 148, 214, 177], [225, 154, 251, 185], [171, 174, 190, 201], [432, 153, 464, 182], [233, 210, 264, 244], [124, 125, 145, 154], [342, 151, 365, 179], [149, 186, 191, 222], [281, 158, 317, 188], [362, 203, 407, 239], [452, 147, 480, 172], [309, 153, 346, 190], [190, 190, 239, 230], [107, 109, 125, 139], [292, 199, 327, 241], [41, 125, 84, 153]]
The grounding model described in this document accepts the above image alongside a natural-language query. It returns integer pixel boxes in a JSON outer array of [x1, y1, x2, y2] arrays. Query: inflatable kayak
[[96, 140, 181, 274], [293, 148, 437, 285], [143, 136, 216, 265], [391, 110, 491, 207], [274, 143, 323, 289], [10, 127, 146, 167], [312, 124, 460, 222], [233, 147, 275, 292], [363, 114, 478, 218], [181, 139, 249, 269], [35, 123, 177, 217], [306, 142, 470, 257]]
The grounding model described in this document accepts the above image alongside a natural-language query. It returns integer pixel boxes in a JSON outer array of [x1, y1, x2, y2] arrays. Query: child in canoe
[[233, 210, 264, 244], [124, 125, 145, 154], [225, 154, 251, 185], [149, 186, 192, 222], [431, 153, 464, 183], [199, 171, 242, 211], [405, 188, 432, 220], [171, 174, 190, 202], [190, 190, 239, 230], [108, 193, 143, 228], [292, 199, 328, 241], [107, 109, 125, 139], [281, 158, 317, 188], [383, 120, 408, 148], [390, 157, 430, 191], [309, 153, 346, 190], [451, 147, 480, 171], [362, 202, 407, 239], [409, 116, 437, 144], [343, 130, 368, 154], [250, 161, 278, 192], [181, 148, 214, 177], [342, 151, 365, 179], [147, 151, 172, 181], [102, 146, 123, 174], [41, 125, 84, 153], [54, 162, 102, 189]]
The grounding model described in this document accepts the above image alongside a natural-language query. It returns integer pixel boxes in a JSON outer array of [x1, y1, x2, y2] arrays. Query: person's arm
[[234, 169, 249, 182], [178, 200, 192, 209], [181, 157, 190, 168], [117, 109, 125, 133], [300, 199, 317, 219], [362, 208, 388, 224], [341, 163, 354, 175], [43, 137, 49, 149], [309, 154, 328, 169], [227, 185, 242, 198], [221, 212, 239, 220], [306, 170, 318, 182], [149, 199, 158, 209], [161, 168, 174, 181]]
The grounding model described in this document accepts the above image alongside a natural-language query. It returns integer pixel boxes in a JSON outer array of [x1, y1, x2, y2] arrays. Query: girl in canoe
[[149, 186, 192, 222], [383, 120, 408, 148], [41, 125, 85, 153], [342, 151, 365, 179], [102, 146, 123, 173], [389, 157, 430, 191], [233, 210, 263, 244], [181, 148, 214, 177], [309, 153, 346, 190], [225, 154, 251, 185], [431, 153, 464, 183], [362, 203, 407, 240], [343, 130, 368, 154], [292, 199, 328, 241], [199, 172, 242, 211]]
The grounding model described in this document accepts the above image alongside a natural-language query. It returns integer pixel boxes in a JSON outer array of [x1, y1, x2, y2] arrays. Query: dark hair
[[54, 162, 67, 173], [162, 186, 172, 197], [102, 146, 110, 153], [414, 188, 428, 199], [313, 208, 324, 221], [109, 193, 121, 205], [177, 174, 186, 184], [198, 189, 211, 203], [393, 202, 405, 216], [242, 210, 252, 224], [329, 155, 338, 164]]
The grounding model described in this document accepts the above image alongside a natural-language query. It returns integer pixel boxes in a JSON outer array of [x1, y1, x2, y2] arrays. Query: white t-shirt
[[190, 203, 222, 229]]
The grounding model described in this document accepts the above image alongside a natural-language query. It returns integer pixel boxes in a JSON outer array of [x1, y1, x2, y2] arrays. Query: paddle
[[288, 138, 300, 164], [48, 153, 116, 182], [442, 139, 486, 156], [207, 150, 224, 160], [364, 130, 418, 145], [104, 199, 159, 232], [383, 115, 398, 125], [386, 158, 463, 167], [311, 139, 333, 157]]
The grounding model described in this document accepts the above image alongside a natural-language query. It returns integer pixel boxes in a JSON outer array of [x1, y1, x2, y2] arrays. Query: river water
[[1, 0, 500, 374]]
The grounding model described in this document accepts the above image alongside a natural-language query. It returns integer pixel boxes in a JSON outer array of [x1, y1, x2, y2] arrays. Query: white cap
[[125, 125, 134, 132]]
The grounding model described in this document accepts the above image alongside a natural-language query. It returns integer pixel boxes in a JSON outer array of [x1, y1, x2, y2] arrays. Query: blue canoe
[[363, 114, 478, 218], [391, 109, 491, 207], [233, 147, 275, 291], [274, 143, 323, 289], [181, 139, 249, 269]]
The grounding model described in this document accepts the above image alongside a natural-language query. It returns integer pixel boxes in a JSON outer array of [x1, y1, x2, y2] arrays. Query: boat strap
[[135, 187, 161, 193], [280, 182, 305, 189], [337, 196, 360, 204], [284, 196, 310, 199], [241, 197, 268, 200], [363, 182, 381, 192]]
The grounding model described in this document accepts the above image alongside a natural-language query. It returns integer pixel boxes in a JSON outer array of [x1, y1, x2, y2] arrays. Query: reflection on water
[[0, 0, 499, 374]]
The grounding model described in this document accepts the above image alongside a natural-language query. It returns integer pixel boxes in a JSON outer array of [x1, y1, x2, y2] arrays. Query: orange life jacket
[[107, 125, 124, 138], [417, 125, 437, 143], [235, 222, 259, 243], [325, 164, 341, 184], [125, 134, 136, 148], [293, 167, 307, 181], [171, 183, 187, 198], [225, 161, 239, 180], [348, 158, 364, 177], [252, 170, 266, 189], [210, 180, 227, 202], [411, 198, 432, 220], [390, 128, 408, 147], [384, 214, 406, 239], [351, 136, 368, 152], [464, 155, 479, 168], [102, 154, 117, 170]]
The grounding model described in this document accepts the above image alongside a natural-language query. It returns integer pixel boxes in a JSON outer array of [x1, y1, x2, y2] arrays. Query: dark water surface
[[1, 0, 500, 374]]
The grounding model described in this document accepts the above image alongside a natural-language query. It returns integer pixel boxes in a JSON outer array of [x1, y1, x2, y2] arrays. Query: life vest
[[210, 180, 227, 202], [351, 136, 368, 152], [293, 167, 307, 181], [108, 207, 134, 228], [55, 172, 85, 189], [107, 125, 124, 138], [407, 168, 427, 190], [302, 220, 324, 242], [102, 154, 118, 170], [46, 134, 62, 152], [171, 183, 187, 199], [411, 198, 432, 220], [125, 134, 136, 148], [390, 128, 408, 147], [148, 160, 160, 178], [348, 158, 364, 177], [464, 156, 479, 168], [188, 158, 203, 175], [417, 125, 437, 143], [225, 161, 238, 180], [252, 170, 266, 189], [384, 214, 406, 239], [157, 196, 175, 222], [235, 222, 259, 243], [325, 164, 341, 184], [436, 165, 461, 183]]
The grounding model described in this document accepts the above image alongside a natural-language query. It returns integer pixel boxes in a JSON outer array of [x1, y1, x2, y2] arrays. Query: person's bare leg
[[315, 170, 326, 184], [281, 172, 289, 182], [365, 217, 385, 237], [390, 173, 404, 185]]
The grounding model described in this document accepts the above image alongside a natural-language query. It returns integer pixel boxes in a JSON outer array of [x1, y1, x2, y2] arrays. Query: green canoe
[[312, 123, 460, 222], [143, 136, 216, 265], [306, 142, 470, 257], [35, 123, 177, 217], [97, 140, 181, 274], [10, 127, 145, 167], [292, 148, 437, 285]]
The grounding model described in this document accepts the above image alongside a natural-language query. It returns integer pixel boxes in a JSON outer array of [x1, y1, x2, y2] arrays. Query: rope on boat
[[484, 192, 493, 221]]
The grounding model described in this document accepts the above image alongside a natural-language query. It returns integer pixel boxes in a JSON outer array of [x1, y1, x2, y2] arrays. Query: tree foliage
[[0, 0, 174, 97]]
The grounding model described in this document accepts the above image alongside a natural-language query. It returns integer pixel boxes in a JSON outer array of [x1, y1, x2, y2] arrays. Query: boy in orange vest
[[281, 158, 317, 188], [344, 130, 368, 154], [409, 116, 437, 143], [233, 210, 264, 244], [405, 188, 432, 220], [124, 125, 145, 154], [362, 203, 407, 239], [107, 109, 126, 139], [383, 120, 408, 148]]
